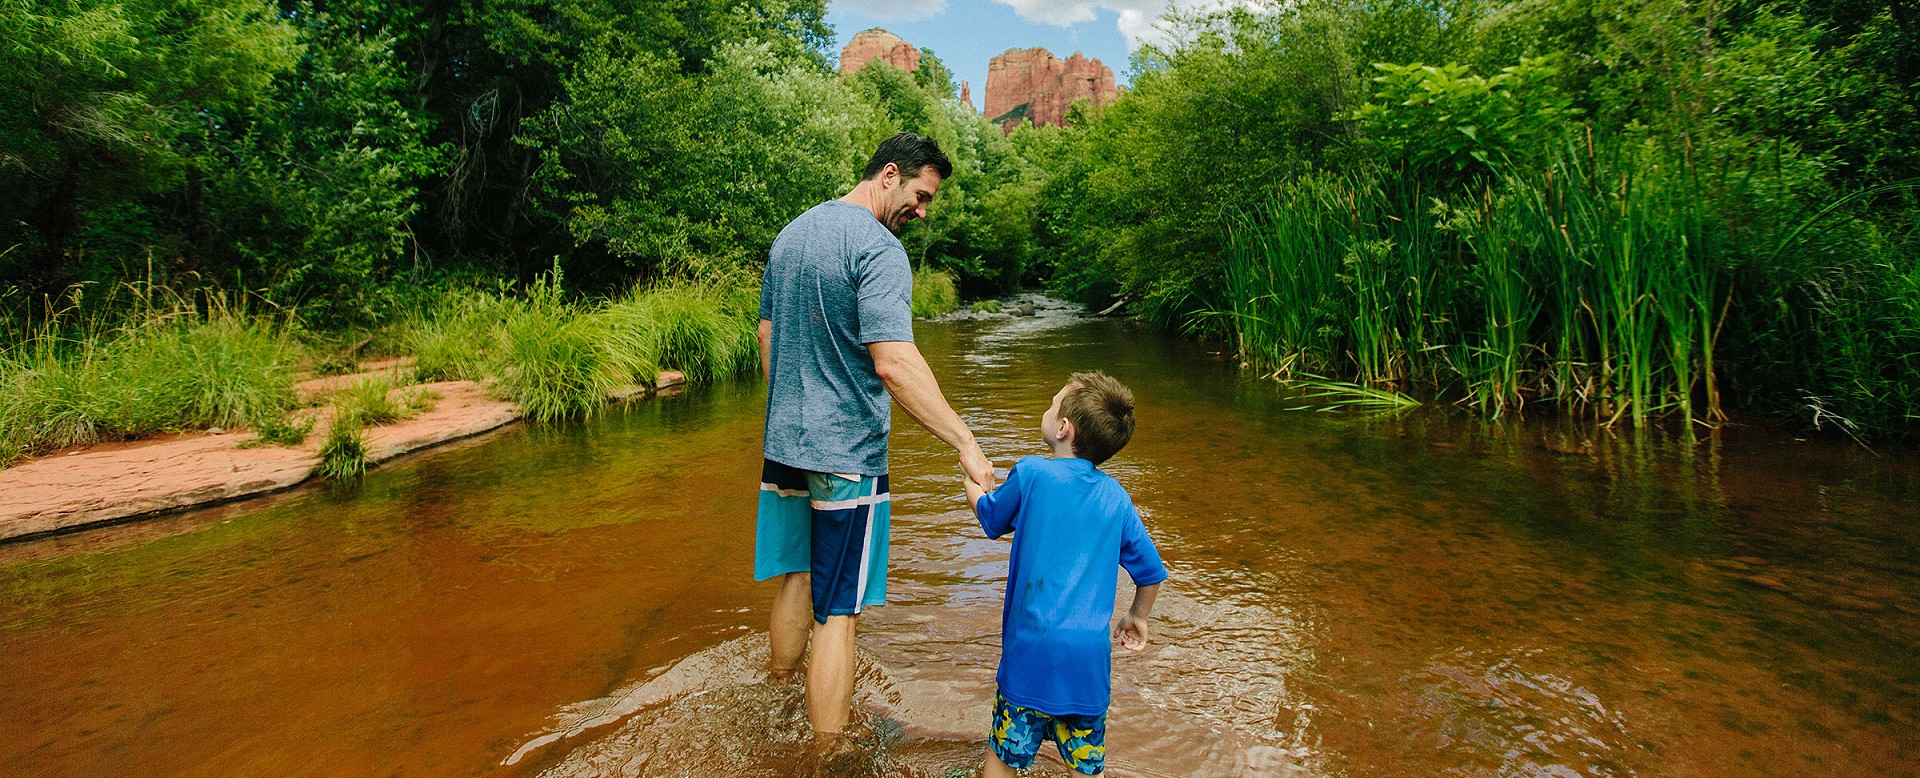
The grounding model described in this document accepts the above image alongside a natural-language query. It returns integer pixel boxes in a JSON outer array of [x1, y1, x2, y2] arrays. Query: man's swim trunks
[[988, 689, 1107, 775], [754, 459, 891, 622]]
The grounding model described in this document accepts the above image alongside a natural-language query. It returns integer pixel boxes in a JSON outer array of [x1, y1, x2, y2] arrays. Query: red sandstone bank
[[0, 369, 684, 542]]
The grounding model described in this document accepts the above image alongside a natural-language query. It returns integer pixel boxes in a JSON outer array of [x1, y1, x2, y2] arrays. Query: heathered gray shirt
[[759, 200, 916, 476]]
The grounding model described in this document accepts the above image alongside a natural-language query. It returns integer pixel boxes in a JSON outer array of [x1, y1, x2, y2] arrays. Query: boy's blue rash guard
[[975, 455, 1168, 716]]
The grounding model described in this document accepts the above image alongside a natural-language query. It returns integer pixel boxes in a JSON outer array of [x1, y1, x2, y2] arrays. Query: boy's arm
[[969, 459, 1022, 539], [1115, 503, 1167, 651], [1114, 583, 1160, 651]]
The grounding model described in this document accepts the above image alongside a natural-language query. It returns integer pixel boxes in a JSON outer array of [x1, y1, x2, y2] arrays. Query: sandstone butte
[[839, 28, 978, 116], [985, 47, 1117, 132], [839, 27, 921, 77]]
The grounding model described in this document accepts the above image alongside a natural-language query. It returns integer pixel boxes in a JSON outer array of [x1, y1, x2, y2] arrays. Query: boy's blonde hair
[[1062, 371, 1135, 466]]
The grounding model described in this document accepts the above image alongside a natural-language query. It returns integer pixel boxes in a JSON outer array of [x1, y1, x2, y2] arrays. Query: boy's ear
[[1056, 415, 1074, 442]]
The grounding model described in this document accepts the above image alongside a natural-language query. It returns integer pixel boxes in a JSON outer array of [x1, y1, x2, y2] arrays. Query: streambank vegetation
[[5, 0, 1914, 442], [1033, 1, 1919, 438], [0, 276, 759, 468]]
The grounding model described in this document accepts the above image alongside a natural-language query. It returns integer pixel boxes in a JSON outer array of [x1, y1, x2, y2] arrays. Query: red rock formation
[[960, 81, 974, 113], [985, 47, 1117, 131], [839, 28, 921, 77]]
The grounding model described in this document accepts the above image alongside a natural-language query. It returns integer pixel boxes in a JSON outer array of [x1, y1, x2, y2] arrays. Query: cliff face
[[985, 47, 1117, 131], [839, 28, 921, 77]]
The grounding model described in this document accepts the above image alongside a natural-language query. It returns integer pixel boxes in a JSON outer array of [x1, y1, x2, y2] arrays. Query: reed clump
[[1223, 143, 1920, 436]]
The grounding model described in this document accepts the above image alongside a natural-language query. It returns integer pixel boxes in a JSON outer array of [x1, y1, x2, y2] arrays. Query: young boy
[[964, 371, 1167, 777]]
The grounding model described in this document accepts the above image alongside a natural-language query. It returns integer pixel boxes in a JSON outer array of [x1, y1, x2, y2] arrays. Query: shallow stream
[[3, 301, 1916, 777]]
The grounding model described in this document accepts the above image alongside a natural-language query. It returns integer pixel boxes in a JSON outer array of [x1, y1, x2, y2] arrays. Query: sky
[[825, 0, 1188, 111]]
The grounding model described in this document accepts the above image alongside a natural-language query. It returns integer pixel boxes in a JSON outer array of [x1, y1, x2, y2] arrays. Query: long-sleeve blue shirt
[[975, 455, 1168, 716]]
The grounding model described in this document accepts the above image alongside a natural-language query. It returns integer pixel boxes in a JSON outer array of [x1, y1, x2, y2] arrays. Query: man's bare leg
[[807, 613, 860, 737], [770, 572, 812, 677]]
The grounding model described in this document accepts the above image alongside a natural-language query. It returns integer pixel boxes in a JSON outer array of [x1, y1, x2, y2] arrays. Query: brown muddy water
[[2, 302, 1916, 777]]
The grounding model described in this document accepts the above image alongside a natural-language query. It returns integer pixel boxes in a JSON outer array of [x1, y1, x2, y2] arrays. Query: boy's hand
[[963, 472, 987, 513], [1114, 614, 1149, 651]]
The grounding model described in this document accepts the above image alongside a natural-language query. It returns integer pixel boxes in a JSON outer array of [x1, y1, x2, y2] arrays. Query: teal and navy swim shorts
[[754, 459, 891, 623], [988, 690, 1108, 775]]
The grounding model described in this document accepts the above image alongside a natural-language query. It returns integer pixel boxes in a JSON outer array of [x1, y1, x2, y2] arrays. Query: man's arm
[[869, 340, 994, 489], [757, 318, 772, 379]]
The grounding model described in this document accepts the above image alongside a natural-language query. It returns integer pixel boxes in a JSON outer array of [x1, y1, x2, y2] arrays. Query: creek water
[[2, 301, 1916, 777]]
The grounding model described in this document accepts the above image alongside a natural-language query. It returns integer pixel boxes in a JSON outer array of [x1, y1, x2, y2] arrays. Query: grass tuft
[[317, 418, 371, 480], [912, 266, 960, 318], [0, 293, 301, 465], [237, 413, 316, 449]]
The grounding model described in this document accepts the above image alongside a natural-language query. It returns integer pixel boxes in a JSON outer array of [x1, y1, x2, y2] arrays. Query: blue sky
[[826, 0, 1182, 111]]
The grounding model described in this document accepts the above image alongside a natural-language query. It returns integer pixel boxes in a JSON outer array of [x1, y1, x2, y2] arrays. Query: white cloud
[[834, 0, 949, 23], [992, 0, 1235, 52]]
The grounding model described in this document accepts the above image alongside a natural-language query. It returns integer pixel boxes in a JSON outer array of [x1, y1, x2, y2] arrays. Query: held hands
[[959, 441, 996, 492], [1114, 614, 1149, 651]]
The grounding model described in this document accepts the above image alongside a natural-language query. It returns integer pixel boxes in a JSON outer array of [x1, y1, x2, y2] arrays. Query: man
[[755, 132, 997, 740]]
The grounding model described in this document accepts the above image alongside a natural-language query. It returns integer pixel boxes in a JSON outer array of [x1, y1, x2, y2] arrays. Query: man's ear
[[880, 162, 900, 189]]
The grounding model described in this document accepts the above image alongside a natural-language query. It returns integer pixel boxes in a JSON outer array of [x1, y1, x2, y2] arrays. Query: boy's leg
[[987, 691, 1046, 775], [808, 613, 859, 737], [769, 572, 812, 676], [983, 748, 1020, 778]]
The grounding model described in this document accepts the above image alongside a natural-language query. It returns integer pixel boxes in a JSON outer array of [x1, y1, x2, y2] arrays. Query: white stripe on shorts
[[853, 478, 876, 612], [759, 482, 808, 498], [809, 492, 891, 511]]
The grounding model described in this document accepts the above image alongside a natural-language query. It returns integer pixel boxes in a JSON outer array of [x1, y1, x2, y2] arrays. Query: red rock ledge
[[0, 370, 685, 542]]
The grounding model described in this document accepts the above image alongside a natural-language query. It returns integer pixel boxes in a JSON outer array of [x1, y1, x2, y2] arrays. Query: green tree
[[0, 0, 300, 290]]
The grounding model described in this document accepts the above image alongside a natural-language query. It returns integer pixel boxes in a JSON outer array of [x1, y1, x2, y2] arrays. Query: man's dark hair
[[1061, 371, 1136, 466], [862, 132, 953, 181]]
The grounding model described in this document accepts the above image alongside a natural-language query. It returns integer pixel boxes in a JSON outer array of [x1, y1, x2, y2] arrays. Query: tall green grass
[[1225, 143, 1920, 437], [912, 266, 960, 318], [394, 273, 759, 423], [1223, 147, 1728, 431], [0, 291, 301, 465]]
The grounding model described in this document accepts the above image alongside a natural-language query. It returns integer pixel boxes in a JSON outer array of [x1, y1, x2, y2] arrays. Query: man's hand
[[1114, 614, 1149, 651], [959, 441, 995, 492], [963, 471, 987, 513]]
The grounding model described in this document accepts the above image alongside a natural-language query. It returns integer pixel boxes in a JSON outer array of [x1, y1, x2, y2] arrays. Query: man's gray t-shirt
[[759, 200, 916, 476]]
